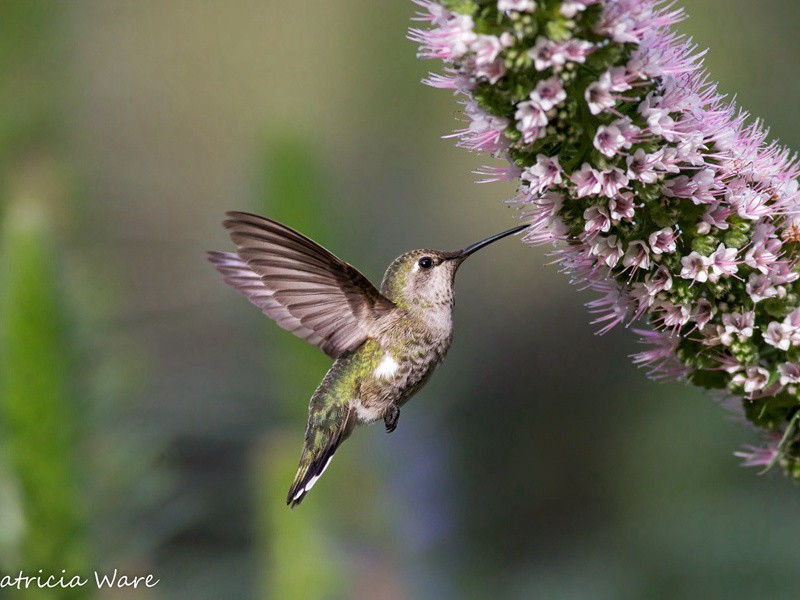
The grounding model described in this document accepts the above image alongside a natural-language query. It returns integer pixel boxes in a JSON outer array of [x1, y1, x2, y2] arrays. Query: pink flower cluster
[[412, 0, 800, 476]]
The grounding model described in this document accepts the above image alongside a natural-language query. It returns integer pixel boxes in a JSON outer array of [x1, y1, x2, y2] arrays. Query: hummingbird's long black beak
[[454, 224, 529, 260]]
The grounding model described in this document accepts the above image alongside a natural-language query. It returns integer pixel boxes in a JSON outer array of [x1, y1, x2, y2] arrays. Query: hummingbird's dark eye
[[418, 257, 434, 269]]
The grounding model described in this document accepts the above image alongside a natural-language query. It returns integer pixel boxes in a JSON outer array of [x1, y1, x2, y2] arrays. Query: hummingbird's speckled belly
[[351, 331, 452, 424]]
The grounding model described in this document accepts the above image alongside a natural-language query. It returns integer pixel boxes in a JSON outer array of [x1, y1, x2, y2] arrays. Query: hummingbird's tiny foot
[[384, 405, 400, 433]]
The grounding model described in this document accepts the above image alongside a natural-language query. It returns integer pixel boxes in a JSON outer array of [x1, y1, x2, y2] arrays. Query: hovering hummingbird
[[209, 212, 527, 508]]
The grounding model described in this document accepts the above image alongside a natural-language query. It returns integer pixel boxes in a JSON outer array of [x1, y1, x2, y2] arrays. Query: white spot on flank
[[374, 353, 400, 380]]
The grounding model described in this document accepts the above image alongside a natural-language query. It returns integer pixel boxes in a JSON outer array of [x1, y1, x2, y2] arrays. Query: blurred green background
[[1, 1, 799, 598]]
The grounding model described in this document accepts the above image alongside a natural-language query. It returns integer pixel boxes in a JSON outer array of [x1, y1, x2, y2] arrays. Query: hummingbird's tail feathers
[[287, 407, 354, 509]]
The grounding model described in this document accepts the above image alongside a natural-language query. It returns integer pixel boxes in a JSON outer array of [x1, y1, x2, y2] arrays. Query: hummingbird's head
[[379, 224, 528, 309], [380, 249, 462, 309]]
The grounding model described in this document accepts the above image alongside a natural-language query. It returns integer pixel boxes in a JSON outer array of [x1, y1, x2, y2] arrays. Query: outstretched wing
[[209, 211, 395, 358], [208, 251, 327, 348]]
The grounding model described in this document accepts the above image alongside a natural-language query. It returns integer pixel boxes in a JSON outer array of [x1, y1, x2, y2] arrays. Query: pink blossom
[[680, 252, 710, 283], [690, 298, 714, 331], [452, 102, 510, 154], [630, 283, 654, 319], [521, 155, 563, 195], [697, 205, 733, 234], [626, 148, 659, 183], [645, 266, 673, 295], [731, 186, 772, 220], [472, 35, 503, 66], [560, 0, 600, 18], [676, 131, 706, 165], [764, 321, 793, 351], [735, 428, 784, 467], [475, 163, 523, 183], [731, 366, 770, 397], [422, 70, 474, 91], [707, 243, 738, 282], [598, 167, 629, 197], [475, 60, 507, 84], [498, 0, 536, 12], [522, 191, 566, 245], [746, 273, 780, 303], [584, 205, 612, 235], [770, 263, 798, 289], [529, 37, 567, 71], [593, 124, 626, 157], [655, 300, 691, 331], [648, 227, 677, 255], [608, 192, 635, 222], [785, 307, 800, 329], [663, 168, 720, 205], [514, 100, 548, 144], [649, 146, 681, 173], [779, 362, 800, 386], [631, 329, 688, 380], [662, 175, 694, 200], [530, 77, 567, 111], [571, 163, 603, 197], [622, 240, 651, 272], [638, 92, 676, 139], [532, 191, 565, 221], [471, 34, 507, 83], [690, 169, 720, 205], [562, 39, 594, 63], [721, 310, 755, 345], [410, 13, 476, 60], [607, 66, 633, 92], [585, 72, 616, 114], [588, 284, 632, 333], [783, 309, 800, 346], [589, 235, 624, 267], [613, 116, 641, 146], [744, 236, 781, 274]]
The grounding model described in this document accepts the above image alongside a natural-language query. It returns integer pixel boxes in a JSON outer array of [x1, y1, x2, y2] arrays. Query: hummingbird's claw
[[384, 405, 400, 433]]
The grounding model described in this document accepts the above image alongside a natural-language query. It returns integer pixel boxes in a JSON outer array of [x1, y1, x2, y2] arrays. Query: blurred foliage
[[254, 435, 345, 600], [0, 195, 89, 597], [251, 135, 348, 599], [0, 1, 60, 167], [0, 0, 90, 597]]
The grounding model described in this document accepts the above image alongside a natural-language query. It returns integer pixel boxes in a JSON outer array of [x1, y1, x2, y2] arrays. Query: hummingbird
[[208, 211, 527, 508]]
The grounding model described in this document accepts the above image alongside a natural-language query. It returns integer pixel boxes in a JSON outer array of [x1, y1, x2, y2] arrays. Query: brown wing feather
[[207, 251, 327, 348], [211, 212, 395, 357]]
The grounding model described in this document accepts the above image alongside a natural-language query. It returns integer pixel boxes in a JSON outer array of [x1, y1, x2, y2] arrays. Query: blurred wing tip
[[206, 250, 240, 266], [207, 250, 227, 266]]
